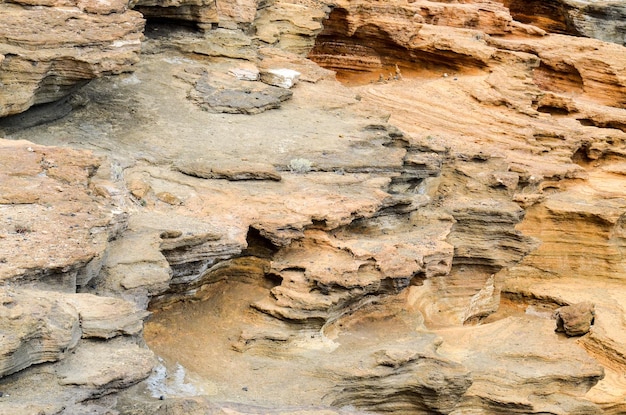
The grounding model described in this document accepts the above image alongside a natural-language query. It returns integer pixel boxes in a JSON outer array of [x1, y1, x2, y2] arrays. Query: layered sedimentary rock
[[1, 0, 626, 414], [0, 140, 126, 288], [0, 0, 144, 117], [502, 0, 626, 45]]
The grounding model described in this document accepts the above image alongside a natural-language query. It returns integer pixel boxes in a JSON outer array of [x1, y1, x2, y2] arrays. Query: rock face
[[503, 0, 626, 45], [555, 302, 595, 336], [0, 140, 125, 288], [1, 0, 626, 414], [0, 0, 144, 117]]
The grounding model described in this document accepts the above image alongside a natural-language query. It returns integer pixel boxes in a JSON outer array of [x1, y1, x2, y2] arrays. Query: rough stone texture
[[441, 316, 605, 415], [55, 338, 155, 394], [1, 0, 626, 414], [503, 0, 626, 45], [135, 0, 263, 30], [190, 72, 294, 114], [0, 140, 126, 289], [175, 158, 282, 181], [555, 302, 596, 337], [0, 289, 80, 378], [61, 293, 151, 339], [0, 0, 144, 117]]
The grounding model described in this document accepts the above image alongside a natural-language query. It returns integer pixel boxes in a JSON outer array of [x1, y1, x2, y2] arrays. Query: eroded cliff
[[1, 0, 626, 414]]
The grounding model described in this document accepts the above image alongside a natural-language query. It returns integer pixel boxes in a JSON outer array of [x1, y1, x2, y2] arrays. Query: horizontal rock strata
[[1, 0, 626, 413], [0, 0, 144, 117]]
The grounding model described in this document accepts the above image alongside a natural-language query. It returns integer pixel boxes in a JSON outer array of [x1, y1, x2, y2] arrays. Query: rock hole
[[243, 226, 279, 259], [536, 105, 570, 115], [310, 219, 328, 229], [533, 61, 584, 94], [264, 272, 283, 288], [572, 144, 593, 166], [141, 17, 203, 38], [576, 117, 626, 132]]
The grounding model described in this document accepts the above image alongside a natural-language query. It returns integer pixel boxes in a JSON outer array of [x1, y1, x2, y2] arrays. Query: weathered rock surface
[[0, 140, 126, 289], [555, 302, 595, 337], [503, 0, 626, 45], [190, 72, 294, 114], [0, 289, 80, 378], [0, 0, 144, 117], [440, 316, 605, 414], [2, 0, 626, 414]]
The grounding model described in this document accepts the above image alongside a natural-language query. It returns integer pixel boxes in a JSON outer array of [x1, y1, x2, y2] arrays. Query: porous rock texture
[[1, 0, 626, 414]]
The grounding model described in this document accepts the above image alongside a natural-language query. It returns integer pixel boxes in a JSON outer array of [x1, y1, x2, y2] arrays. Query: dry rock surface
[[1, 0, 626, 414], [0, 0, 144, 117]]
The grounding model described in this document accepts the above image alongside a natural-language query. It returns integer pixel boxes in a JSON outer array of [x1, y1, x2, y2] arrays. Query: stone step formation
[[1, 0, 626, 414]]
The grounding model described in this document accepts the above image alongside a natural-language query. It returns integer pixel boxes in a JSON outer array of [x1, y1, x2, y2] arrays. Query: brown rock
[[0, 289, 80, 378], [0, 140, 125, 289], [3, 4, 626, 412], [555, 302, 595, 337], [0, 0, 144, 117], [176, 159, 282, 181], [156, 191, 183, 205], [504, 0, 626, 45]]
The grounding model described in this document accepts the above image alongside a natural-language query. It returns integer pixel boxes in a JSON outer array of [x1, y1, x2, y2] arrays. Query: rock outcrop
[[1, 0, 626, 414], [503, 0, 626, 45], [0, 0, 144, 117]]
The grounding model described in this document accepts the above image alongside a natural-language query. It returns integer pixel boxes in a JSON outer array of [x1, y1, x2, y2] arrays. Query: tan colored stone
[[63, 293, 150, 339], [0, 288, 81, 378], [156, 191, 183, 205], [56, 337, 155, 392], [0, 140, 125, 289], [555, 302, 595, 337], [3, 3, 626, 412], [0, 1, 144, 117]]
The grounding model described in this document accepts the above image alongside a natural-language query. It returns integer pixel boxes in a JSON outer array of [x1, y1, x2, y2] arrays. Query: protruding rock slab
[[0, 289, 80, 378], [260, 68, 301, 89], [0, 139, 125, 288], [56, 337, 155, 396], [175, 159, 282, 181], [63, 293, 151, 339], [190, 73, 293, 114], [0, 0, 144, 117]]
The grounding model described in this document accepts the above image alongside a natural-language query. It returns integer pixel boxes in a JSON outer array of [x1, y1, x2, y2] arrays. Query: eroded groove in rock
[[501, 0, 626, 45]]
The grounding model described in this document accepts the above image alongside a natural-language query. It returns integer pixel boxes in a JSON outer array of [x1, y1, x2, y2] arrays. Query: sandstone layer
[[0, 0, 144, 117], [1, 0, 626, 414], [502, 0, 626, 45]]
